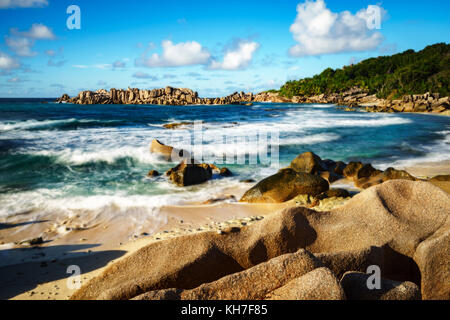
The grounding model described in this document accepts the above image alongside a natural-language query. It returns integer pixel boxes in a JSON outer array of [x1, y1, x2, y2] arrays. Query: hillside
[[278, 43, 450, 99]]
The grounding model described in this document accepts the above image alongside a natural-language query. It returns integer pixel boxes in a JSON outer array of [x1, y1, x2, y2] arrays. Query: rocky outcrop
[[70, 180, 450, 300], [241, 152, 432, 206], [133, 249, 325, 300], [57, 87, 257, 106], [56, 86, 449, 114]]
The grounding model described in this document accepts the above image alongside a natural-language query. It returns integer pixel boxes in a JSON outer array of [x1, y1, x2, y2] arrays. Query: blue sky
[[0, 0, 449, 98]]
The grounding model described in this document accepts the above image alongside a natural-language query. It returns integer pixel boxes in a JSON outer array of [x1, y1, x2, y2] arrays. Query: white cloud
[[0, 0, 48, 9], [12, 23, 56, 40], [133, 72, 158, 80], [136, 40, 211, 68], [289, 0, 384, 57], [72, 65, 88, 69], [209, 40, 259, 70], [0, 51, 20, 69], [113, 60, 126, 68], [72, 64, 113, 70], [93, 64, 111, 70], [5, 36, 37, 56], [44, 49, 56, 57]]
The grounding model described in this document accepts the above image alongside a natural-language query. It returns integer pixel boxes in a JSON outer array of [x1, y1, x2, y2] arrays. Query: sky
[[0, 0, 449, 98]]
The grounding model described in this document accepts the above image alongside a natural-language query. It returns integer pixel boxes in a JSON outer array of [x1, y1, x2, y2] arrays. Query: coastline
[[56, 87, 450, 116], [2, 158, 449, 300]]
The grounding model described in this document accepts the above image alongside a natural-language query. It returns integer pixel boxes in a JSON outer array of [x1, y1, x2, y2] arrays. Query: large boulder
[[266, 267, 345, 300], [290, 152, 328, 174], [134, 249, 324, 300], [240, 168, 329, 203], [340, 272, 421, 300], [413, 225, 450, 300], [169, 161, 213, 187]]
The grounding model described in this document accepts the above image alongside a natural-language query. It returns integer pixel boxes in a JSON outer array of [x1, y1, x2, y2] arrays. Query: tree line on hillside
[[277, 43, 450, 99]]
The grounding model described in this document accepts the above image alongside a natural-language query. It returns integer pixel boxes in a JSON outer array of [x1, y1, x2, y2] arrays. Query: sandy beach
[[0, 158, 448, 300]]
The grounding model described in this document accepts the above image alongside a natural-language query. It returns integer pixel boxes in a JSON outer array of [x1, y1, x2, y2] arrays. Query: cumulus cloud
[[5, 36, 37, 56], [0, 0, 48, 9], [209, 40, 259, 70], [136, 40, 211, 68], [12, 23, 56, 40], [289, 0, 384, 56], [0, 51, 20, 69]]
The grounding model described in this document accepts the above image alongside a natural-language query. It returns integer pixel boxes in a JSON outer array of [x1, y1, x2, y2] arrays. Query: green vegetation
[[278, 43, 450, 99]]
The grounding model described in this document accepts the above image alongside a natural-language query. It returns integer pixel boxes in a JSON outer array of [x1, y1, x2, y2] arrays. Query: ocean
[[1, 99, 449, 226]]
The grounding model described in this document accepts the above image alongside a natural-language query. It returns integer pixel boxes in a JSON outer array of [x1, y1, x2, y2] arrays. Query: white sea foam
[[0, 119, 77, 131], [0, 176, 250, 221], [374, 130, 450, 169]]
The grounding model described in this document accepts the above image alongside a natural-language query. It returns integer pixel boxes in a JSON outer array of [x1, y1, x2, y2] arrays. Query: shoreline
[[1, 158, 449, 300]]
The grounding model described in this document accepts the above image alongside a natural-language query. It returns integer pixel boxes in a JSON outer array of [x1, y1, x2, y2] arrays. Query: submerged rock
[[219, 167, 233, 177], [169, 161, 213, 187], [163, 122, 194, 129], [147, 170, 160, 178]]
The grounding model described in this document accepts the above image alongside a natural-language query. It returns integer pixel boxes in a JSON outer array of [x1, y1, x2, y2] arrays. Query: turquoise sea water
[[0, 99, 449, 221]]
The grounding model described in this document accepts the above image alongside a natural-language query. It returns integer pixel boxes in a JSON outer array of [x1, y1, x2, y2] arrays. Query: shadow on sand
[[0, 243, 126, 299], [0, 221, 49, 230]]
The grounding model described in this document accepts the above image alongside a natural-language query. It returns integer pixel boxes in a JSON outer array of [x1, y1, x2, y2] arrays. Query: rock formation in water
[[56, 86, 449, 115]]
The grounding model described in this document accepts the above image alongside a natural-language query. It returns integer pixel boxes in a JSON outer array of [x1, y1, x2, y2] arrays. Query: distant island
[[57, 43, 449, 115]]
